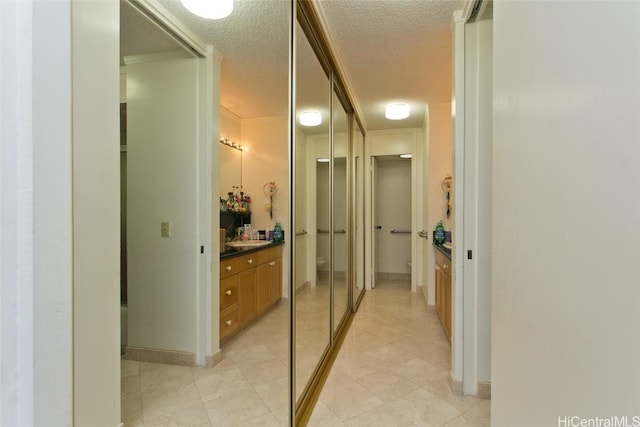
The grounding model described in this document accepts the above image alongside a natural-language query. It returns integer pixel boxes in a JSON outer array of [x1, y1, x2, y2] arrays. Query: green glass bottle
[[272, 221, 283, 242], [434, 221, 446, 245]]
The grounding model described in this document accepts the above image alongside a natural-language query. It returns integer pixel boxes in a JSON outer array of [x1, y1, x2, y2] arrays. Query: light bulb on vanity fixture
[[299, 110, 322, 127], [181, 0, 233, 19], [385, 102, 410, 120]]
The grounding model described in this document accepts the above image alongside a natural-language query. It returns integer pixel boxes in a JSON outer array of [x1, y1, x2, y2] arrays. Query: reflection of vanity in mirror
[[217, 137, 285, 344]]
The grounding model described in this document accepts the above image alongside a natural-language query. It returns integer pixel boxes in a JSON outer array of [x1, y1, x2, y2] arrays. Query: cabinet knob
[[248, 259, 253, 264], [225, 320, 232, 326], [435, 266, 441, 271], [443, 264, 448, 270], [225, 265, 232, 271], [269, 261, 276, 266], [225, 290, 232, 296]]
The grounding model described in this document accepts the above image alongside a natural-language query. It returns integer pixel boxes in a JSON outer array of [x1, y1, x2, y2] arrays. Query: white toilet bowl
[[316, 257, 327, 282]]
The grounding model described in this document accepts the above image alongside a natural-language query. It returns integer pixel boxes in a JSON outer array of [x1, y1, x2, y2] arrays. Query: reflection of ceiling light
[[300, 110, 322, 127], [316, 158, 330, 163], [399, 153, 412, 159], [181, 0, 233, 19], [385, 103, 410, 120]]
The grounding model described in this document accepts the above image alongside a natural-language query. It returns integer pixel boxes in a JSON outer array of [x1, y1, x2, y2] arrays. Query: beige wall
[[426, 102, 452, 306]]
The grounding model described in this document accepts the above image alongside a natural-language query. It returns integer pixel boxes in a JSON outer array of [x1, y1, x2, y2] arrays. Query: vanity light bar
[[219, 137, 243, 151]]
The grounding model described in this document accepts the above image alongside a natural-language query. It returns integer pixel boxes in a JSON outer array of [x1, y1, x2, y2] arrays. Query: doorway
[[372, 155, 412, 288]]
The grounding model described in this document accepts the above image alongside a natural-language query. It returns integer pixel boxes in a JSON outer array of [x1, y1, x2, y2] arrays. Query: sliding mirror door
[[332, 90, 349, 333], [353, 125, 365, 304], [294, 18, 331, 405]]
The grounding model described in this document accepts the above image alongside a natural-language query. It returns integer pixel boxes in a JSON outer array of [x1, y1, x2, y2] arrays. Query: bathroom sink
[[225, 240, 271, 248]]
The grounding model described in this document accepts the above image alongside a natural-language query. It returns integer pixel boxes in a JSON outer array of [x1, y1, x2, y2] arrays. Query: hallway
[[308, 280, 490, 426], [120, 279, 489, 426]]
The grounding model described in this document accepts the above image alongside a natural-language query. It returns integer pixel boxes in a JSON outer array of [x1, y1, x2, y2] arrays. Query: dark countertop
[[220, 240, 285, 260], [433, 243, 452, 260]]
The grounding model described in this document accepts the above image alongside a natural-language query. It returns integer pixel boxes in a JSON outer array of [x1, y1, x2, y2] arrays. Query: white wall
[[492, 2, 640, 425], [241, 116, 290, 297], [426, 103, 452, 306], [127, 58, 201, 354], [72, 1, 121, 425]]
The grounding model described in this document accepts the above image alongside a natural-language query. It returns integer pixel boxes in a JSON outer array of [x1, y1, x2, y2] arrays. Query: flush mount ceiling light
[[385, 102, 410, 120], [299, 110, 322, 127], [181, 0, 233, 19], [399, 153, 412, 159]]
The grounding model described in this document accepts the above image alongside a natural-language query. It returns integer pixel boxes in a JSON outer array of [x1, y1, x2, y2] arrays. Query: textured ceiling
[[315, 0, 464, 130], [121, 0, 463, 131]]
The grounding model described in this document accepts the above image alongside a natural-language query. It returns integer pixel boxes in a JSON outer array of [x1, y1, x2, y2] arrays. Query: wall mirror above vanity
[[219, 137, 242, 197]]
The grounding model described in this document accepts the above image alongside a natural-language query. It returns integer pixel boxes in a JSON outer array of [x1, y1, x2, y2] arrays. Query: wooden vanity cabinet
[[435, 249, 452, 340], [219, 245, 282, 342]]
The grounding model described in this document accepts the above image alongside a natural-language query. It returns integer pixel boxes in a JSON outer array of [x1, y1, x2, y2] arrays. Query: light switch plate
[[161, 221, 171, 237]]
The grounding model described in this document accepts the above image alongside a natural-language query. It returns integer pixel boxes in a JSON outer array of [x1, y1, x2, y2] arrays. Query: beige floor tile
[[318, 380, 384, 421], [254, 376, 290, 424], [306, 401, 348, 427], [202, 379, 271, 426], [354, 368, 420, 402], [141, 382, 203, 421], [343, 402, 415, 427], [121, 359, 140, 378], [391, 357, 450, 387], [388, 387, 462, 426], [143, 401, 210, 427]]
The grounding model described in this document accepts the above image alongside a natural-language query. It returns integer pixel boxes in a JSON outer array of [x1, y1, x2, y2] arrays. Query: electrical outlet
[[161, 221, 171, 238]]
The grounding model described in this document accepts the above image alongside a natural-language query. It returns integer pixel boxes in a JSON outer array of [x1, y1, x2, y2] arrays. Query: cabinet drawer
[[220, 258, 239, 279], [220, 276, 239, 310], [220, 305, 240, 339], [237, 253, 258, 272], [258, 245, 282, 264]]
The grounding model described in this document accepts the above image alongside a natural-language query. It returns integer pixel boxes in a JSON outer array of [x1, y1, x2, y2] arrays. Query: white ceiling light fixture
[[299, 110, 322, 127], [316, 158, 330, 163], [399, 153, 412, 159], [385, 102, 410, 120], [181, 0, 233, 19]]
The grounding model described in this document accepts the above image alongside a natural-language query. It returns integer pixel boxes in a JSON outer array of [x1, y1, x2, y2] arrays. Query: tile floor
[[307, 279, 490, 426], [121, 279, 490, 426]]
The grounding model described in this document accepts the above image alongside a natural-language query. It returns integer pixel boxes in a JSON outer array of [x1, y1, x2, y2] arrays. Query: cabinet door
[[238, 268, 257, 323], [269, 257, 282, 304], [444, 271, 452, 339], [256, 263, 271, 313], [435, 266, 443, 322]]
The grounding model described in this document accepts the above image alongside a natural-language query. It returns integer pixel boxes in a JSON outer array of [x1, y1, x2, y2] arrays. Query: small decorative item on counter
[[434, 221, 446, 245], [272, 221, 283, 243]]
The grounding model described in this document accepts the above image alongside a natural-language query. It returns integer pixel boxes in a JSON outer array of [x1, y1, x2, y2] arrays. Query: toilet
[[316, 256, 327, 282]]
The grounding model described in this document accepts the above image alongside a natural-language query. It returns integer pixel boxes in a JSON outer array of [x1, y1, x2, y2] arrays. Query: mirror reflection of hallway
[[373, 155, 412, 288]]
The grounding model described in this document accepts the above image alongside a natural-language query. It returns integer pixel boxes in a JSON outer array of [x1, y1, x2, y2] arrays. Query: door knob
[[375, 225, 382, 229]]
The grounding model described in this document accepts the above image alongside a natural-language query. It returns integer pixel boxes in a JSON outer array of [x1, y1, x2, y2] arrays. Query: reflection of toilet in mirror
[[316, 256, 327, 282]]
